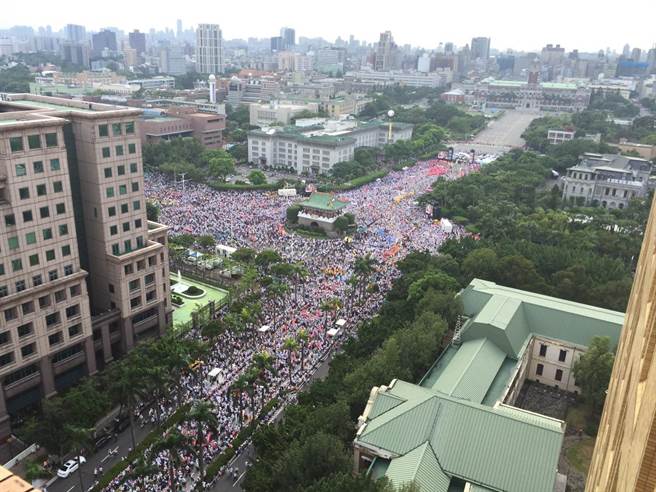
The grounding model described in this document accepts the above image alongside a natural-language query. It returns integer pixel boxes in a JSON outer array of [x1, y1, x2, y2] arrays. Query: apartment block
[[0, 94, 171, 437]]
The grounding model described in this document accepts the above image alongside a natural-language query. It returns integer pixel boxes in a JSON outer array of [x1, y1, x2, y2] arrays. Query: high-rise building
[[622, 43, 631, 57], [176, 19, 183, 39], [64, 24, 86, 43], [586, 195, 656, 491], [648, 48, 656, 74], [159, 45, 186, 75], [270, 36, 285, 52], [280, 27, 295, 48], [0, 94, 171, 437], [196, 24, 224, 74], [374, 31, 399, 71], [631, 47, 642, 61], [92, 30, 118, 54], [471, 37, 491, 60], [129, 30, 146, 56], [60, 42, 90, 68]]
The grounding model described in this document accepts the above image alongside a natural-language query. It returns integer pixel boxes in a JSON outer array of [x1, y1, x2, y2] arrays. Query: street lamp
[[387, 109, 395, 142]]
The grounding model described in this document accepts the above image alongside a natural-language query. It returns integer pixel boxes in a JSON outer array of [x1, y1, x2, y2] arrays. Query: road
[[452, 110, 542, 155]]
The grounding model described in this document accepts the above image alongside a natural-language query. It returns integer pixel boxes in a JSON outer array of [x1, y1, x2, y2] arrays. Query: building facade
[[547, 129, 575, 144], [248, 101, 319, 127], [196, 24, 224, 74], [586, 195, 656, 491], [0, 94, 171, 437], [561, 153, 652, 208], [128, 30, 146, 56]]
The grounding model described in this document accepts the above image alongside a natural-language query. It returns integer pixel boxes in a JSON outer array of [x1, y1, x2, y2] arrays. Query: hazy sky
[[4, 0, 656, 53]]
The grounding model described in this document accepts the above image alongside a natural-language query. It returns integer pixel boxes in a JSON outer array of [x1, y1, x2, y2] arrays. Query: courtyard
[[170, 274, 229, 326]]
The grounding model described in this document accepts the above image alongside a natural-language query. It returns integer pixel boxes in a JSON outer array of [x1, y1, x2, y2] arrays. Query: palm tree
[[291, 262, 309, 302], [143, 366, 174, 425], [283, 337, 299, 387], [252, 350, 274, 404], [186, 400, 219, 483], [64, 425, 93, 492], [354, 254, 378, 302], [108, 355, 148, 450], [230, 374, 250, 427], [151, 429, 191, 491], [267, 281, 289, 328], [297, 329, 309, 371], [321, 297, 342, 336]]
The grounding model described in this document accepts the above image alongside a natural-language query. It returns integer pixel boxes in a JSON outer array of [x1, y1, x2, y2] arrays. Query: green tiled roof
[[357, 381, 564, 492], [385, 442, 451, 492], [369, 392, 406, 419], [301, 192, 349, 211], [430, 338, 506, 403]]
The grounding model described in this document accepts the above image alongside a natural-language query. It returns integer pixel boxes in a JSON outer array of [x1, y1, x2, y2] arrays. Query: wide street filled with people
[[99, 160, 478, 491]]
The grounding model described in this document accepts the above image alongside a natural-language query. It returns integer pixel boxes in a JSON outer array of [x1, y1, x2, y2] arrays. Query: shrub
[[184, 285, 205, 296]]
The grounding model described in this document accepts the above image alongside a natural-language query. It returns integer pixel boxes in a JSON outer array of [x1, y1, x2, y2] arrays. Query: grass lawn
[[171, 275, 228, 327], [565, 437, 595, 475], [565, 403, 589, 432]]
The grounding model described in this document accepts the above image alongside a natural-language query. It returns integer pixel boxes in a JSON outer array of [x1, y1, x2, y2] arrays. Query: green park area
[[170, 275, 229, 326]]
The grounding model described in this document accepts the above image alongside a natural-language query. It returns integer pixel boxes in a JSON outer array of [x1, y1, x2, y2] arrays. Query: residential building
[[315, 47, 346, 75], [417, 53, 431, 73], [196, 24, 224, 74], [547, 129, 575, 145], [123, 48, 138, 68], [319, 96, 371, 117], [64, 24, 86, 43], [139, 108, 225, 149], [159, 45, 186, 76], [60, 42, 90, 69], [127, 76, 176, 91], [128, 30, 146, 56], [561, 152, 652, 208], [226, 76, 280, 106], [354, 279, 623, 492], [248, 118, 412, 174], [615, 139, 656, 160], [586, 194, 656, 490], [249, 101, 319, 127], [0, 94, 172, 437]]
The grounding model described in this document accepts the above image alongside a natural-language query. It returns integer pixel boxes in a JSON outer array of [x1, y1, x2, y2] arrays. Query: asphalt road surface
[[453, 110, 542, 155]]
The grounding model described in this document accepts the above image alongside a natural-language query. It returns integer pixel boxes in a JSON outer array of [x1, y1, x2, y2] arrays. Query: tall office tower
[[648, 48, 656, 74], [128, 30, 146, 56], [0, 94, 171, 438], [159, 45, 186, 75], [176, 19, 183, 39], [60, 42, 90, 69], [631, 47, 642, 61], [586, 195, 656, 491], [92, 30, 118, 54], [622, 43, 631, 57], [196, 24, 224, 74], [270, 36, 284, 52], [374, 31, 398, 71], [471, 37, 491, 60], [280, 27, 295, 48], [64, 24, 86, 43]]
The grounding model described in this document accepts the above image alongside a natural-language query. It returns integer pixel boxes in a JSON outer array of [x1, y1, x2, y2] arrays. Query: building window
[[56, 203, 66, 215], [32, 275, 42, 287], [39, 206, 49, 219], [49, 270, 58, 281], [64, 265, 73, 276], [122, 222, 130, 232], [125, 121, 135, 134], [11, 259, 22, 272], [0, 353, 14, 368], [124, 264, 133, 275], [15, 280, 25, 292], [4, 214, 15, 227], [27, 135, 41, 149], [45, 249, 55, 262], [130, 296, 142, 309], [9, 136, 23, 152], [50, 158, 60, 171], [555, 369, 563, 382], [21, 301, 34, 315], [38, 295, 50, 309], [135, 219, 142, 229], [108, 206, 116, 217], [0, 264, 3, 275], [136, 236, 144, 248], [145, 273, 155, 285], [110, 225, 118, 236], [124, 239, 132, 252], [115, 145, 124, 156], [119, 185, 127, 195], [112, 244, 119, 255], [70, 284, 81, 297], [104, 168, 112, 178], [4, 308, 17, 322], [131, 182, 139, 192], [21, 343, 35, 358], [37, 184, 47, 196], [117, 165, 125, 175], [48, 332, 62, 347], [99, 124, 109, 137], [539, 344, 547, 357], [54, 289, 66, 303], [61, 245, 71, 257], [52, 343, 82, 363], [15, 163, 26, 177], [129, 279, 140, 291], [19, 187, 30, 199], [59, 224, 69, 236], [68, 323, 82, 338], [29, 254, 39, 267], [559, 350, 567, 362], [146, 290, 156, 303], [120, 203, 128, 213], [128, 145, 136, 155], [112, 123, 122, 136], [133, 200, 141, 210], [45, 132, 58, 147], [0, 286, 7, 298], [65, 305, 80, 319], [106, 187, 115, 198], [45, 312, 60, 327], [23, 210, 33, 222], [43, 228, 53, 240], [8, 236, 19, 250], [536, 363, 544, 376], [17, 323, 32, 338], [137, 259, 145, 271], [0, 332, 9, 346], [102, 147, 111, 158]]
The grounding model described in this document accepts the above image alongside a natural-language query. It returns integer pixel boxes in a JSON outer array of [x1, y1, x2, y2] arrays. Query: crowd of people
[[100, 160, 477, 491]]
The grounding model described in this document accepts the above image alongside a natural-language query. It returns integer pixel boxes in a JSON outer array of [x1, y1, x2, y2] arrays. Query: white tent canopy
[[327, 327, 341, 337], [258, 325, 271, 333], [335, 319, 347, 327], [208, 367, 221, 379], [441, 219, 453, 234]]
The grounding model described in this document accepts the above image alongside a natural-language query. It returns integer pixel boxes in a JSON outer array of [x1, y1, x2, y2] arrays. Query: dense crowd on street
[[100, 160, 477, 491]]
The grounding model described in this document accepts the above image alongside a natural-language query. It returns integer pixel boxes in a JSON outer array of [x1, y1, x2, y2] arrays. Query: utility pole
[[176, 172, 189, 193]]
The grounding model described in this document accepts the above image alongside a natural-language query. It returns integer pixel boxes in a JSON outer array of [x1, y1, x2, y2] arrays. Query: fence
[[3, 442, 38, 469], [170, 259, 235, 290]]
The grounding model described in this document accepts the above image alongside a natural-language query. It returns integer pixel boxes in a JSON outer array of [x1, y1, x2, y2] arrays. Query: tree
[[206, 149, 236, 181], [462, 247, 499, 282], [283, 337, 299, 387], [231, 374, 250, 426], [146, 200, 160, 222], [64, 425, 93, 492], [573, 336, 615, 415], [197, 234, 216, 251], [248, 170, 267, 185], [186, 400, 219, 482], [107, 357, 148, 450], [286, 204, 302, 224], [23, 398, 73, 461], [334, 215, 352, 234], [298, 329, 309, 371]]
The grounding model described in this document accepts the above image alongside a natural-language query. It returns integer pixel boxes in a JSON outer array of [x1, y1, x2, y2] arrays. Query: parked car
[[57, 457, 86, 478]]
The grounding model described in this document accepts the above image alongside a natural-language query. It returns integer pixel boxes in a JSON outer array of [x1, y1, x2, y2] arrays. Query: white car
[[57, 457, 86, 478]]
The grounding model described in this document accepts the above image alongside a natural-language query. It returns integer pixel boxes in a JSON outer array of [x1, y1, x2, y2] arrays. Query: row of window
[[1, 284, 81, 328], [106, 182, 140, 198], [103, 162, 139, 179], [536, 363, 564, 382], [538, 343, 568, 362], [0, 265, 75, 298], [1, 244, 72, 275], [5, 221, 69, 252], [14, 158, 62, 177], [15, 180, 65, 201], [101, 143, 137, 159], [0, 341, 84, 376], [9, 133, 59, 153], [110, 237, 145, 256], [98, 122, 135, 138]]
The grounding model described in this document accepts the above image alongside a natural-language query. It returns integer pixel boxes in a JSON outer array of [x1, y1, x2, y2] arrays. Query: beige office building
[[0, 94, 171, 437], [586, 194, 656, 491]]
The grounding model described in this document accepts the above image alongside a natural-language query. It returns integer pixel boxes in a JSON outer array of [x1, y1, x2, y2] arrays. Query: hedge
[[318, 169, 390, 193], [91, 404, 191, 491], [202, 398, 280, 486], [208, 181, 278, 192]]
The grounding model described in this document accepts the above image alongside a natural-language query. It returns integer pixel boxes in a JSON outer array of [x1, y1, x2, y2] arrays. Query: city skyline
[[2, 0, 656, 53]]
